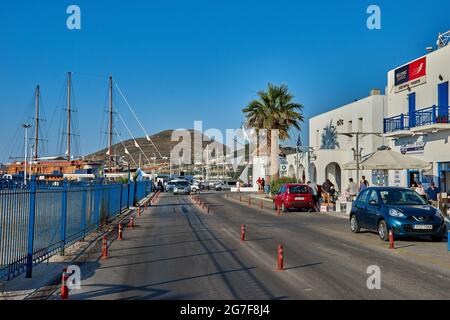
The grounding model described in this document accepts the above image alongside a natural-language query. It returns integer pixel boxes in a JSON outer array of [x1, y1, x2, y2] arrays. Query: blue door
[[438, 82, 449, 122], [408, 92, 416, 128]]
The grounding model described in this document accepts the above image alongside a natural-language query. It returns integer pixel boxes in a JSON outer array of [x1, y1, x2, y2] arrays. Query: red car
[[273, 183, 317, 212]]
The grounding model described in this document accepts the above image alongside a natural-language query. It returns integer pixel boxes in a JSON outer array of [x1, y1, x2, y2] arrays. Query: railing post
[[94, 185, 100, 231], [119, 184, 123, 212], [400, 114, 405, 130], [81, 185, 87, 240], [432, 105, 437, 123], [60, 179, 68, 256], [25, 176, 37, 278], [383, 118, 386, 133], [127, 182, 131, 209]]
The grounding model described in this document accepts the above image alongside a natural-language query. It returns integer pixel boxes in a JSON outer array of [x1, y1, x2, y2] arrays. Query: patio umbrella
[[343, 149, 432, 171]]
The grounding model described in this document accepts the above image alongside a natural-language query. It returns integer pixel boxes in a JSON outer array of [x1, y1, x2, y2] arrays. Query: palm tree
[[321, 120, 340, 149], [243, 83, 304, 182]]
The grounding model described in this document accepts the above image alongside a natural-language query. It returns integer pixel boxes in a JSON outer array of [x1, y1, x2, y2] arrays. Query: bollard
[[240, 195, 242, 202], [61, 268, 69, 300], [129, 217, 134, 229], [260, 200, 263, 210], [118, 224, 123, 241], [207, 205, 211, 214], [241, 224, 246, 241], [248, 197, 251, 206], [226, 193, 229, 198], [447, 230, 450, 251], [101, 236, 108, 260], [277, 245, 284, 271], [389, 230, 395, 249]]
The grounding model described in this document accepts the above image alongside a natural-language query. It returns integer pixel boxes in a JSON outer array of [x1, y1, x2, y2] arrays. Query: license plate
[[413, 224, 433, 230], [295, 197, 305, 201]]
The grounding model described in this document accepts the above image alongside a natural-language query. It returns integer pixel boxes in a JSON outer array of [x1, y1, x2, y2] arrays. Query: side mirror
[[369, 200, 378, 206]]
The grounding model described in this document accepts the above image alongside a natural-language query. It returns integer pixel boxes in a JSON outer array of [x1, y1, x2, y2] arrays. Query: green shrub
[[270, 177, 298, 195]]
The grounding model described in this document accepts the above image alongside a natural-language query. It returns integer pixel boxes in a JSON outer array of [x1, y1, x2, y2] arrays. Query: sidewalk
[[0, 193, 155, 300]]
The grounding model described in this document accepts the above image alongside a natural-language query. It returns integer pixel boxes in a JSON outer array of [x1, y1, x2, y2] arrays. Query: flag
[[124, 147, 130, 155], [296, 135, 302, 149], [134, 141, 140, 148], [146, 135, 151, 141], [106, 150, 110, 155]]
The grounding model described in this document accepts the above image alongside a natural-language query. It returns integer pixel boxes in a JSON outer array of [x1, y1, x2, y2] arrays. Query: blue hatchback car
[[350, 187, 446, 242]]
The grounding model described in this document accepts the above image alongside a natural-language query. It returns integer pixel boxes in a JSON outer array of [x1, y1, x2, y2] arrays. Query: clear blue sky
[[1, 0, 449, 162]]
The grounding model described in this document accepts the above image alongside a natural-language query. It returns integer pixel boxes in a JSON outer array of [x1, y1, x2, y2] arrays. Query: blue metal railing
[[384, 114, 409, 133], [0, 179, 152, 281], [384, 106, 450, 133]]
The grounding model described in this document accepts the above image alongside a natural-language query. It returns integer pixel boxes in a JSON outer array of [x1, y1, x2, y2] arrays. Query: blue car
[[350, 187, 446, 242]]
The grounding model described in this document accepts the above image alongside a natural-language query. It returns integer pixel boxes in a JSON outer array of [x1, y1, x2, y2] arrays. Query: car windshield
[[380, 189, 427, 205], [289, 185, 309, 194], [177, 182, 189, 187]]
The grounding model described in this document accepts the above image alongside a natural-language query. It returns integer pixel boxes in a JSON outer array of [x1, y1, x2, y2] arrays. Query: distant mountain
[[85, 129, 228, 169]]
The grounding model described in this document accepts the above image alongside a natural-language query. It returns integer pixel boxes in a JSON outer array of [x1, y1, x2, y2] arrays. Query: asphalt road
[[68, 192, 450, 300]]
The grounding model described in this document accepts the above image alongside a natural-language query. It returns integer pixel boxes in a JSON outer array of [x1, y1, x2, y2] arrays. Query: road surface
[[68, 192, 450, 300]]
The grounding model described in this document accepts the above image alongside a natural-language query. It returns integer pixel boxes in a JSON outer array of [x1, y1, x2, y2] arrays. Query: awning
[[343, 149, 432, 171]]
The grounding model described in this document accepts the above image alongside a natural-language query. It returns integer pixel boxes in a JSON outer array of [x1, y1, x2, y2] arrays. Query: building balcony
[[384, 105, 450, 137]]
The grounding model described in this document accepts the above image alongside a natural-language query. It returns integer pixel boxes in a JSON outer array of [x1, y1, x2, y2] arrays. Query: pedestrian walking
[[426, 182, 440, 207], [415, 182, 426, 200], [322, 179, 334, 205], [236, 180, 241, 193], [359, 176, 369, 192], [307, 181, 319, 210], [346, 178, 358, 202]]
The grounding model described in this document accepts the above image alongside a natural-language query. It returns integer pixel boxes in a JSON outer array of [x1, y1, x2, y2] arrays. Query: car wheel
[[378, 220, 389, 241], [431, 235, 443, 242], [350, 215, 360, 233], [217, 188, 222, 191]]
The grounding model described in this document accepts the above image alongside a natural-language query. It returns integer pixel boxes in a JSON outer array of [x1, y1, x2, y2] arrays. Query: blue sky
[[1, 0, 450, 162]]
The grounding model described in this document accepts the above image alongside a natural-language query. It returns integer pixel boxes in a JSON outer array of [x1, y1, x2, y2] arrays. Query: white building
[[286, 90, 386, 192], [384, 37, 450, 192]]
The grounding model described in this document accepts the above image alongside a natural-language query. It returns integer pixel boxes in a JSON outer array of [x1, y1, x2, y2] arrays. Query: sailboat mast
[[67, 72, 72, 161], [34, 85, 40, 160], [109, 75, 113, 171]]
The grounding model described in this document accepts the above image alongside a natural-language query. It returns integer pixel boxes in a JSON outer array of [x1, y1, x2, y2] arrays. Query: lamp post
[[22, 124, 32, 185], [337, 131, 382, 184]]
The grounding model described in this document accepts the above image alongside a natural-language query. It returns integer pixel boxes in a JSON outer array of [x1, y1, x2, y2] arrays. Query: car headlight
[[435, 209, 444, 219], [389, 208, 405, 218]]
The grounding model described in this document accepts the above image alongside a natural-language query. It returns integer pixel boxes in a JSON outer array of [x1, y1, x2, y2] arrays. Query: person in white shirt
[[415, 182, 426, 200], [346, 178, 358, 201]]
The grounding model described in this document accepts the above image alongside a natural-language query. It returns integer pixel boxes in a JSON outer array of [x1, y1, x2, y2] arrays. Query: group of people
[[345, 176, 370, 201], [411, 180, 441, 206], [256, 177, 266, 193]]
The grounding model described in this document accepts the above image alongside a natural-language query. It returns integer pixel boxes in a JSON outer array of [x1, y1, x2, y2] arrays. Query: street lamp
[[337, 131, 382, 184], [22, 124, 32, 185]]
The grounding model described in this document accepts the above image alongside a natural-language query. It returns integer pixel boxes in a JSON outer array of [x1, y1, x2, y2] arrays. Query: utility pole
[[67, 72, 71, 161], [108, 75, 113, 172], [34, 85, 40, 160]]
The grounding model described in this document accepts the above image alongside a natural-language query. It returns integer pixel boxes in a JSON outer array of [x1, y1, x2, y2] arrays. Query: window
[[289, 185, 309, 194], [380, 189, 427, 205], [367, 190, 379, 205], [357, 117, 363, 132], [357, 188, 370, 203]]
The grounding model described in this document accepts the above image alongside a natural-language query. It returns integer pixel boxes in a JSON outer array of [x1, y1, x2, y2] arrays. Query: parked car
[[165, 180, 177, 192], [190, 182, 200, 193], [173, 180, 191, 195], [273, 184, 317, 212], [349, 187, 446, 242], [215, 181, 237, 191]]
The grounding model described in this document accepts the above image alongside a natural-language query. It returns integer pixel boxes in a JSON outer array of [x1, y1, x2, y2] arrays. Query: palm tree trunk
[[270, 129, 279, 182]]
